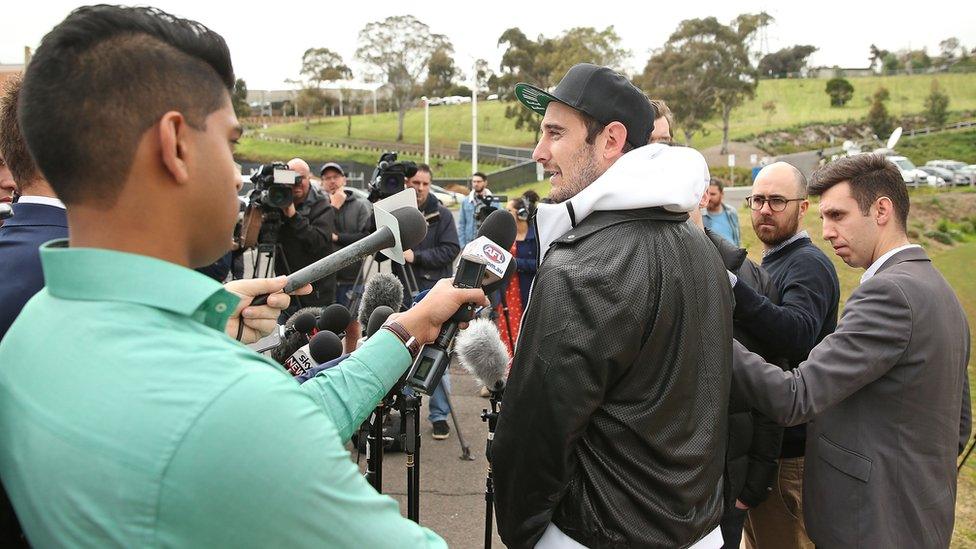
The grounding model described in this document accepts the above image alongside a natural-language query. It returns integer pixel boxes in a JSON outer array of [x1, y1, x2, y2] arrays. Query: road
[[354, 364, 505, 548]]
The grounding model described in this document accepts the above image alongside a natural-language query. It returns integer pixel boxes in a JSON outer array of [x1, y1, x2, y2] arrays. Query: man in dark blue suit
[[0, 76, 69, 341]]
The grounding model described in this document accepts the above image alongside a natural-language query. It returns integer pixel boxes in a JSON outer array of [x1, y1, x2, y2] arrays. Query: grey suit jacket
[[733, 246, 971, 548]]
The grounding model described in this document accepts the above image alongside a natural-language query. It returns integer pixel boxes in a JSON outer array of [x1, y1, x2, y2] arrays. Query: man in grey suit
[[732, 153, 971, 548]]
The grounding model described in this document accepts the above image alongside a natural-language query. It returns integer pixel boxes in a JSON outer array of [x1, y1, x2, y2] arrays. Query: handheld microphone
[[293, 311, 317, 337], [365, 305, 396, 338], [250, 205, 426, 306], [317, 303, 351, 336], [455, 318, 510, 394], [271, 307, 322, 366], [405, 209, 516, 395], [308, 330, 344, 364], [357, 273, 404, 326]]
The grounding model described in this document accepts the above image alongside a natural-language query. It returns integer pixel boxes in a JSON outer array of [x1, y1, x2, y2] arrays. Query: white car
[[886, 156, 944, 188], [430, 184, 462, 206]]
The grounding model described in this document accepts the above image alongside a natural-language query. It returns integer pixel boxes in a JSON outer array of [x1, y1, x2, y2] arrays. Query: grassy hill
[[247, 72, 976, 154]]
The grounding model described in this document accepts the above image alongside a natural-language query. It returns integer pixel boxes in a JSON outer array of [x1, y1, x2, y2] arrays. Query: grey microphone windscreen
[[455, 318, 510, 391], [357, 273, 404, 326]]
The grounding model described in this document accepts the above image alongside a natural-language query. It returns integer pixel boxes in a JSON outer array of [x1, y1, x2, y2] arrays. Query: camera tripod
[[362, 382, 424, 522]]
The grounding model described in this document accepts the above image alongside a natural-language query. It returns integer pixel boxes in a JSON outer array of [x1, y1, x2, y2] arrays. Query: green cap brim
[[514, 83, 556, 117]]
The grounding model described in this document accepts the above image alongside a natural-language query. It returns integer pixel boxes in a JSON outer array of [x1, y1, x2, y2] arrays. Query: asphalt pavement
[[354, 363, 505, 548]]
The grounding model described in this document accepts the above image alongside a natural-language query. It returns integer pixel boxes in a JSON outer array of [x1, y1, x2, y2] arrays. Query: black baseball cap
[[514, 63, 656, 150], [319, 162, 345, 176]]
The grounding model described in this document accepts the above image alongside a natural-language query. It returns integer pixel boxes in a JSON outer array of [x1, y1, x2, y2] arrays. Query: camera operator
[[0, 6, 487, 547], [275, 157, 337, 311], [397, 163, 461, 440], [458, 171, 501, 247]]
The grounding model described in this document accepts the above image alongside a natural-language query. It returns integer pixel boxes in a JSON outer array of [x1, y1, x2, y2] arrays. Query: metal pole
[[472, 62, 478, 175], [423, 96, 430, 166]]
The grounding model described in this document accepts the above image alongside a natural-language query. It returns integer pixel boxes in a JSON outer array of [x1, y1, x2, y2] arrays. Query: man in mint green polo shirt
[[0, 6, 487, 547]]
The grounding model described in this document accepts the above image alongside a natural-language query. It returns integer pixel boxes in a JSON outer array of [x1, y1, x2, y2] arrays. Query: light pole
[[422, 96, 430, 166], [471, 66, 478, 176]]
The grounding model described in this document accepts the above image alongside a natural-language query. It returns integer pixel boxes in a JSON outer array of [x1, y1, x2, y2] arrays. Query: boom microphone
[[357, 273, 404, 326], [455, 318, 510, 394], [250, 206, 426, 306]]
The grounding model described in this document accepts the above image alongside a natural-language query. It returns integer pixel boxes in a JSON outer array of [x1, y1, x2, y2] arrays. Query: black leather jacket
[[493, 208, 733, 549]]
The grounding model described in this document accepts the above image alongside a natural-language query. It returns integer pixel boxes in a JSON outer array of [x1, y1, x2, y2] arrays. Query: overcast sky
[[3, 1, 975, 90]]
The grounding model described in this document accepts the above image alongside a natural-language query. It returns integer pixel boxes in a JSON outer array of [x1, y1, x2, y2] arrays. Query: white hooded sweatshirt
[[534, 143, 711, 262]]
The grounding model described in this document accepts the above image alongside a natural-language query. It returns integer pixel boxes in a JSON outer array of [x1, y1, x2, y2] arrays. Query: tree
[[939, 37, 961, 63], [356, 15, 451, 142], [639, 13, 769, 152], [758, 45, 817, 77], [298, 47, 352, 118], [825, 78, 854, 107], [422, 47, 459, 98], [924, 80, 950, 127], [762, 100, 777, 125], [231, 78, 251, 118], [495, 26, 627, 140], [295, 87, 326, 129], [867, 87, 893, 138], [869, 44, 890, 72]]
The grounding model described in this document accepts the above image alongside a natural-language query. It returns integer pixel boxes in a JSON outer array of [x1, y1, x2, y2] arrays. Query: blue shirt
[[703, 204, 740, 246]]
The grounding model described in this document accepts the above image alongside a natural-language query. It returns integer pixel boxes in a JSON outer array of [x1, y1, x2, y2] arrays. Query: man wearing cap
[[492, 64, 732, 548], [320, 162, 372, 311], [276, 157, 337, 312]]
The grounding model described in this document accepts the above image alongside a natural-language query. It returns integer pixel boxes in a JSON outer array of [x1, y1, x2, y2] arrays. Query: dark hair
[[709, 178, 724, 192], [18, 5, 235, 205], [649, 99, 674, 138], [0, 76, 40, 189], [522, 189, 540, 204], [809, 154, 909, 229], [415, 163, 432, 176], [472, 171, 487, 181], [580, 110, 634, 154]]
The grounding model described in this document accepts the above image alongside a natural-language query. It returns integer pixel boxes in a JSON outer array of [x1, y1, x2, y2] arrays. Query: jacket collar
[[535, 143, 710, 260], [553, 208, 689, 247], [864, 244, 928, 282], [4, 202, 69, 229]]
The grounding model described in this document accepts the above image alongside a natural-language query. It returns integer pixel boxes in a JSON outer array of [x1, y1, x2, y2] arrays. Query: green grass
[[233, 138, 488, 178], [898, 128, 976, 165], [255, 72, 976, 152]]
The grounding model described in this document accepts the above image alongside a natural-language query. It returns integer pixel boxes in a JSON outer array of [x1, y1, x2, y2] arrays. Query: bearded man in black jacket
[[492, 64, 732, 549]]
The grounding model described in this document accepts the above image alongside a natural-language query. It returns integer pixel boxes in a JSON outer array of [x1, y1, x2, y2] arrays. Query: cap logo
[[515, 85, 551, 116]]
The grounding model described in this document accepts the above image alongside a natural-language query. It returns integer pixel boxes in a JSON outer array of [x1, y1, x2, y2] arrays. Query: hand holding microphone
[[224, 276, 313, 343]]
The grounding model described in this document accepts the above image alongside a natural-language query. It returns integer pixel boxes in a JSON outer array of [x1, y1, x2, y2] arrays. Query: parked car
[[917, 166, 954, 187], [961, 165, 976, 185], [430, 184, 462, 206], [887, 156, 930, 188], [925, 160, 972, 185]]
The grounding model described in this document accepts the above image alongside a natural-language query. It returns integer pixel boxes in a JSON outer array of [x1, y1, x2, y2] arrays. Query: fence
[[436, 161, 539, 193], [458, 142, 534, 165]]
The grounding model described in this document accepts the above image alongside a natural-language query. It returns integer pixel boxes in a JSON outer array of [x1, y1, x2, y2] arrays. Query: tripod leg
[[403, 394, 420, 523], [365, 406, 385, 492], [442, 387, 473, 461]]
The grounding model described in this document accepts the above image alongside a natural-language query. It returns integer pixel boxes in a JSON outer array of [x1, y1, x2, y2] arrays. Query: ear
[[875, 196, 895, 226], [799, 198, 809, 216], [602, 121, 628, 160], [157, 111, 191, 185]]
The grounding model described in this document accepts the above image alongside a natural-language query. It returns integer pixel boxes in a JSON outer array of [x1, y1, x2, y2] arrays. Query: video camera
[[368, 152, 418, 203], [249, 161, 301, 210], [237, 162, 302, 252], [474, 193, 508, 222]]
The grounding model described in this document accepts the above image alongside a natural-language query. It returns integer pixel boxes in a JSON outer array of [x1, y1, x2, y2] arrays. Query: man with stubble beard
[[731, 162, 840, 549]]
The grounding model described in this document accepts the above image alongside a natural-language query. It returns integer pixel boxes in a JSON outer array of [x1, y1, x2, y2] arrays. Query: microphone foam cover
[[309, 330, 344, 364], [317, 303, 351, 335], [365, 305, 396, 338], [476, 208, 517, 250], [391, 206, 428, 250], [357, 273, 404, 326], [455, 318, 509, 391], [293, 312, 317, 336]]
